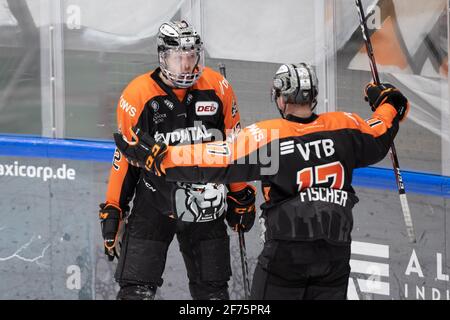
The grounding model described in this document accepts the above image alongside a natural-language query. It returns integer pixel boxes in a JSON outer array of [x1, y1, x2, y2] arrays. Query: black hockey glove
[[226, 185, 256, 232], [99, 203, 122, 261], [364, 82, 409, 121], [113, 127, 167, 175]]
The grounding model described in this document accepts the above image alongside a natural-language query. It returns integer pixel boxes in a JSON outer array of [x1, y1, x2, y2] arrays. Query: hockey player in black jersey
[[114, 63, 409, 300]]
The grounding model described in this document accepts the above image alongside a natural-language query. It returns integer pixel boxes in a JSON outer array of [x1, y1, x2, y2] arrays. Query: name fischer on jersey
[[299, 187, 348, 207]]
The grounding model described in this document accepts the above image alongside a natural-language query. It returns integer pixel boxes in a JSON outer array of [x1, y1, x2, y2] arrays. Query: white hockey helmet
[[271, 63, 319, 111], [157, 20, 204, 88]]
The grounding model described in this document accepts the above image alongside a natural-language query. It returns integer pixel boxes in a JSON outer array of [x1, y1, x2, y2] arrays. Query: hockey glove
[[113, 127, 167, 175], [364, 82, 409, 121], [99, 203, 122, 261], [226, 185, 256, 232]]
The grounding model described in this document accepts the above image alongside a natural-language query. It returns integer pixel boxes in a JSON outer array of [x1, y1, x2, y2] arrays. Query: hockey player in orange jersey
[[99, 20, 256, 300]]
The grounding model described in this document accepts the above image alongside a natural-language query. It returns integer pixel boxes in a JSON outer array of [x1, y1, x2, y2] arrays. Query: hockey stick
[[355, 0, 416, 243], [218, 62, 227, 79], [218, 62, 251, 299], [238, 226, 251, 299]]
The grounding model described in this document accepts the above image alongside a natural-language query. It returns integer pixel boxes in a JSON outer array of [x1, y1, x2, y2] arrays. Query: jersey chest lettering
[[295, 139, 335, 161], [154, 125, 214, 144]]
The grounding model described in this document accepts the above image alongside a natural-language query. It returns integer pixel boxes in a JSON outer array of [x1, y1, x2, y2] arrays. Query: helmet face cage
[[159, 48, 205, 88], [157, 20, 204, 88], [271, 63, 319, 111]]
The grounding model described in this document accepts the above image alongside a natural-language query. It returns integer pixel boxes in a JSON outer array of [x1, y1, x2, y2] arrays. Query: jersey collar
[[285, 113, 318, 124], [150, 68, 191, 104]]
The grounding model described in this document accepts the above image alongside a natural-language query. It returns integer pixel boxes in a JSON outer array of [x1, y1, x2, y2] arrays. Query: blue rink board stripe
[[0, 134, 449, 198]]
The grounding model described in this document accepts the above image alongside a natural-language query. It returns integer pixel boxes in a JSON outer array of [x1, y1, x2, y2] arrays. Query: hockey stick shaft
[[355, 0, 416, 243], [219, 63, 227, 79], [218, 62, 251, 298], [238, 227, 251, 299]]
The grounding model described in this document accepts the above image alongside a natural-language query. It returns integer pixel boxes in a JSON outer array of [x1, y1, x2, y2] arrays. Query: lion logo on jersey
[[174, 182, 226, 222]]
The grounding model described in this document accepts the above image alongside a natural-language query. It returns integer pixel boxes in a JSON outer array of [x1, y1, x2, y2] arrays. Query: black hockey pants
[[114, 203, 231, 300], [250, 239, 351, 300]]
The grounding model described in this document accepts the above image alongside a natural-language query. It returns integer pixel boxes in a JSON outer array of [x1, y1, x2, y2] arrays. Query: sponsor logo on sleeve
[[119, 95, 137, 117], [231, 99, 238, 118]]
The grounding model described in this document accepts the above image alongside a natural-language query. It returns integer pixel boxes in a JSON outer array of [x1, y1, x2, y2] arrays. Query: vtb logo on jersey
[[195, 101, 218, 116]]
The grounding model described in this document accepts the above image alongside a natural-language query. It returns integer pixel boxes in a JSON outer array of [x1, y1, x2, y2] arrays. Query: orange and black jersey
[[161, 102, 403, 243], [161, 103, 400, 206], [105, 67, 246, 213]]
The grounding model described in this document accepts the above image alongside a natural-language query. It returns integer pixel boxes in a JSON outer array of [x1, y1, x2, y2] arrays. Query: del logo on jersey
[[195, 101, 218, 115]]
